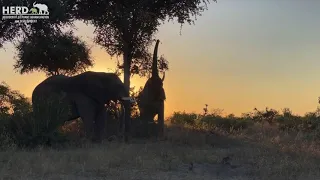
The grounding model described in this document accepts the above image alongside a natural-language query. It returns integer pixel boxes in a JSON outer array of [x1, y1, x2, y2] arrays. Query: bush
[[169, 111, 198, 126], [0, 82, 71, 148], [10, 93, 71, 147], [199, 114, 253, 132], [169, 110, 253, 133]]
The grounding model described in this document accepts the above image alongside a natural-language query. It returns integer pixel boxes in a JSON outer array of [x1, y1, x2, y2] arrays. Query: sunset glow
[[1, 0, 320, 118]]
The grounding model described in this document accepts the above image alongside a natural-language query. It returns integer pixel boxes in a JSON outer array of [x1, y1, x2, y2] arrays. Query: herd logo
[[31, 2, 49, 14], [1, 1, 50, 23]]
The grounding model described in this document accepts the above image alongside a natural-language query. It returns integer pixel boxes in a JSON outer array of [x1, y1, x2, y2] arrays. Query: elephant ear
[[85, 78, 109, 105], [69, 72, 126, 105], [71, 74, 107, 106]]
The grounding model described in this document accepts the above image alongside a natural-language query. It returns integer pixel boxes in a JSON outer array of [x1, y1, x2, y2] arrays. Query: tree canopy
[[0, 82, 31, 116], [1, 0, 217, 80], [73, 0, 216, 85], [0, 0, 76, 47], [14, 27, 93, 76], [1, 0, 92, 76]]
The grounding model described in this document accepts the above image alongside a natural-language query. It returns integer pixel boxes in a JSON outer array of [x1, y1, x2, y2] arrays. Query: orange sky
[[1, 0, 320, 117]]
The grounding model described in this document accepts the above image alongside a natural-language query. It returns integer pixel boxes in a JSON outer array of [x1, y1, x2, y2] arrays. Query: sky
[[1, 0, 320, 117]]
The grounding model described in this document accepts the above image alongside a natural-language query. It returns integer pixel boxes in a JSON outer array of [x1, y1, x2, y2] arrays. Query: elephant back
[[32, 75, 70, 105]]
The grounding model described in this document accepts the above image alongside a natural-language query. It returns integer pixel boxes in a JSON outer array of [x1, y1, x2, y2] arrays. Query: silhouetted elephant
[[32, 71, 132, 142], [137, 40, 166, 138]]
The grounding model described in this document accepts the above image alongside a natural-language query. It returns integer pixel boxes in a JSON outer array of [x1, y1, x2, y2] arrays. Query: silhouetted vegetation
[[0, 0, 75, 47], [14, 30, 93, 76], [2, 80, 320, 148], [169, 104, 320, 137], [0, 82, 70, 148]]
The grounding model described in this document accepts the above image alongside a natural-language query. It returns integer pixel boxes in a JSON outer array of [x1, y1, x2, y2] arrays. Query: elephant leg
[[140, 106, 153, 124], [139, 109, 151, 137], [73, 93, 97, 140], [92, 107, 107, 143], [157, 101, 165, 138], [66, 102, 80, 121]]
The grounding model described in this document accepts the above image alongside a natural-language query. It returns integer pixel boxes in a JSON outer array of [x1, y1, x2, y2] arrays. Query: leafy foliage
[[170, 111, 198, 126], [118, 53, 169, 78], [72, 0, 217, 81], [14, 29, 93, 76], [11, 93, 70, 147], [0, 0, 76, 47], [0, 82, 70, 148], [1, 0, 93, 76], [0, 82, 32, 116], [169, 104, 320, 137]]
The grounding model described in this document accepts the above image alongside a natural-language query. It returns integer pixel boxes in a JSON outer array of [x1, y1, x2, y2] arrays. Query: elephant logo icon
[[29, 7, 38, 14], [32, 2, 49, 14]]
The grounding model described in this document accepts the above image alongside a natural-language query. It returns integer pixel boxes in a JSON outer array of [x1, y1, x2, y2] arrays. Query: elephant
[[32, 71, 133, 142], [137, 39, 166, 138], [33, 2, 49, 14], [29, 8, 38, 14]]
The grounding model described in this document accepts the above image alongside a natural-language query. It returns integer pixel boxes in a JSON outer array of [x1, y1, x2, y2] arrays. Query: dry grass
[[1, 122, 320, 180]]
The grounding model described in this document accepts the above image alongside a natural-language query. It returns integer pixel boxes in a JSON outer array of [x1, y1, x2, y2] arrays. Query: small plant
[[252, 107, 278, 125], [203, 104, 208, 116]]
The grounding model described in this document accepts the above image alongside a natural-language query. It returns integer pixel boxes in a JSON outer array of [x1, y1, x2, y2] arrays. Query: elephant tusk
[[121, 97, 136, 103], [161, 72, 165, 82]]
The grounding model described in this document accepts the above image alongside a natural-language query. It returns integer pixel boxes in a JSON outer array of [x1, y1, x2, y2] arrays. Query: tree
[[72, 0, 217, 141], [0, 81, 32, 117], [117, 52, 169, 78], [0, 0, 76, 48], [0, 0, 92, 76], [0, 20, 24, 49], [14, 28, 93, 76]]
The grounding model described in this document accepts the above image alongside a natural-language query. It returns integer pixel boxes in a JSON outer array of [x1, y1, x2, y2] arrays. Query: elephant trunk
[[152, 39, 160, 78]]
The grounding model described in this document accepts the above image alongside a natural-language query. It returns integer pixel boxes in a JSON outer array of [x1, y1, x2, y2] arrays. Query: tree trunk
[[123, 47, 131, 142]]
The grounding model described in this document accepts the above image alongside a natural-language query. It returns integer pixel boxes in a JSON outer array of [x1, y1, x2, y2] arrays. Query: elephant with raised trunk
[[32, 71, 133, 142], [137, 39, 166, 138]]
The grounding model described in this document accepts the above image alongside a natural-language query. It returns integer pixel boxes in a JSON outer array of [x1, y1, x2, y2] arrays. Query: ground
[[1, 123, 320, 180]]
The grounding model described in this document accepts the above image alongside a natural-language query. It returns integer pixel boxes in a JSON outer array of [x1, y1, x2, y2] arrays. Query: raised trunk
[[152, 40, 160, 78]]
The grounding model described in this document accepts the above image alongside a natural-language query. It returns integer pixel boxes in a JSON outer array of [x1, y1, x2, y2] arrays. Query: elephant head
[[68, 72, 131, 106]]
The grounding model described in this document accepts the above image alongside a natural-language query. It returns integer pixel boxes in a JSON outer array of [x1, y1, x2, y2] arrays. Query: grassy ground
[[1, 122, 320, 180]]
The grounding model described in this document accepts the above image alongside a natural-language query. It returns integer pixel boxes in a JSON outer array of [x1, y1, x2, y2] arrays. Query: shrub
[[199, 115, 253, 132], [0, 82, 71, 148], [10, 93, 71, 147], [169, 111, 198, 126], [168, 110, 254, 133]]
